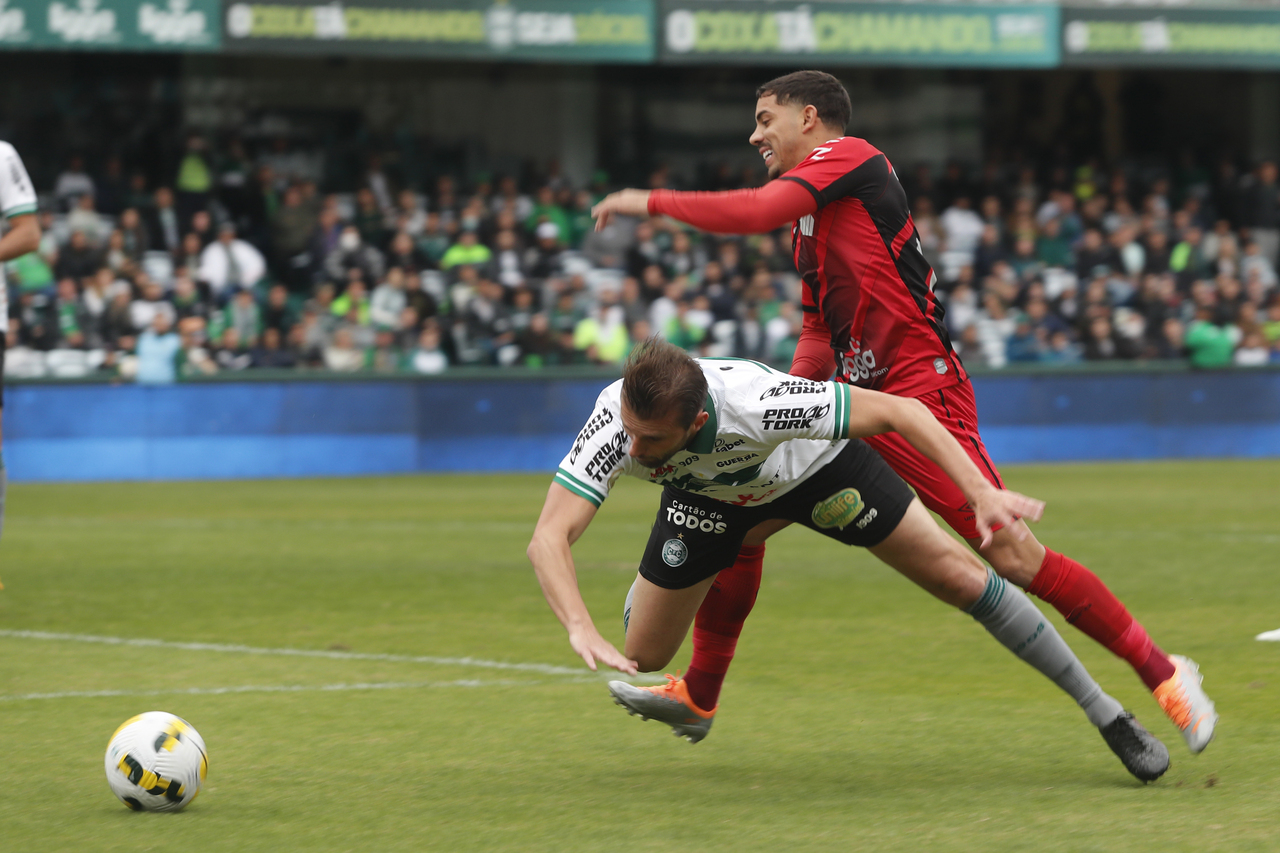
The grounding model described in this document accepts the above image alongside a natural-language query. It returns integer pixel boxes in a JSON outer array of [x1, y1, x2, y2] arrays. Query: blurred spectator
[[1185, 306, 1241, 368], [1241, 240, 1278, 290], [323, 225, 383, 290], [251, 327, 297, 369], [440, 228, 491, 274], [177, 316, 218, 377], [385, 231, 431, 277], [144, 187, 182, 255], [462, 278, 515, 364], [199, 224, 267, 297], [354, 188, 389, 250], [324, 326, 365, 372], [66, 194, 107, 246], [54, 278, 87, 349], [176, 134, 213, 225], [410, 321, 449, 374], [262, 283, 295, 334], [135, 313, 181, 384], [573, 288, 629, 364], [1083, 315, 1139, 361], [271, 186, 318, 288], [525, 222, 566, 280], [1244, 161, 1280, 267], [130, 276, 175, 332], [370, 269, 407, 330], [215, 327, 253, 371], [55, 230, 100, 280], [171, 273, 210, 323], [54, 155, 95, 211], [1234, 329, 1270, 366], [227, 289, 262, 345]]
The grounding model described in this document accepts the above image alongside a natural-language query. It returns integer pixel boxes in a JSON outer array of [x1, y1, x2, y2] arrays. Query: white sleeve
[[0, 143, 37, 219], [553, 390, 630, 508], [738, 375, 853, 446]]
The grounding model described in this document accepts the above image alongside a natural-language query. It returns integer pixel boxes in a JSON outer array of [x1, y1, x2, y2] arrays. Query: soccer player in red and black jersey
[[593, 70, 1217, 759]]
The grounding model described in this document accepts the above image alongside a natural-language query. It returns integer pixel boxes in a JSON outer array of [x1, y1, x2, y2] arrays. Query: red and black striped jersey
[[781, 137, 966, 397]]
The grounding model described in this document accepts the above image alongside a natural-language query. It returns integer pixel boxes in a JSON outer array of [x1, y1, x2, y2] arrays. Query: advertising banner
[[222, 0, 654, 62], [1063, 6, 1280, 68], [658, 0, 1059, 67], [0, 0, 219, 50]]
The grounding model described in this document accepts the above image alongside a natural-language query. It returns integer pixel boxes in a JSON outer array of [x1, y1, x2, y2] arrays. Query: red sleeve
[[791, 309, 836, 381], [647, 180, 816, 235]]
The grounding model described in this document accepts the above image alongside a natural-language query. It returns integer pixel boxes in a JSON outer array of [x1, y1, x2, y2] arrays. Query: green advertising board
[[1063, 6, 1280, 68], [0, 0, 219, 50], [658, 0, 1059, 67], [221, 0, 654, 62]]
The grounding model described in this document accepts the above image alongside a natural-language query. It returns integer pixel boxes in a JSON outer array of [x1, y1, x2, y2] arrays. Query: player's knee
[[980, 525, 1045, 588], [628, 646, 675, 673]]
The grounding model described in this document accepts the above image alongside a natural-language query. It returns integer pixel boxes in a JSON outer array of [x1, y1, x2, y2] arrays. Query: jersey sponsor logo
[[840, 337, 878, 383], [729, 490, 776, 507], [759, 379, 825, 400], [811, 488, 866, 530], [583, 429, 627, 481], [568, 408, 615, 464], [761, 404, 829, 431], [713, 437, 745, 452], [933, 357, 948, 375], [715, 453, 758, 469], [660, 538, 688, 567], [809, 146, 833, 161], [665, 504, 728, 535], [798, 214, 815, 237]]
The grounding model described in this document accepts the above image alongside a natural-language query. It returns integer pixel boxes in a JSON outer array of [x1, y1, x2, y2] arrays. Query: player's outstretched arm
[[527, 483, 639, 675], [592, 180, 816, 235], [0, 213, 40, 262], [843, 389, 1044, 549]]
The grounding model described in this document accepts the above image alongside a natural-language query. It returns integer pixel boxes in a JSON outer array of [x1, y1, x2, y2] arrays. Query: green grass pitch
[[1, 460, 1277, 852]]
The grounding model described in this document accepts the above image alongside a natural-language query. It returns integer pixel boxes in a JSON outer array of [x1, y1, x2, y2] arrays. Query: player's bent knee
[[975, 522, 1046, 588]]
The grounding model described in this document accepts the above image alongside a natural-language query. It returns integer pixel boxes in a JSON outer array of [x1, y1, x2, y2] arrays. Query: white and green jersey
[[554, 358, 855, 508], [0, 141, 37, 330]]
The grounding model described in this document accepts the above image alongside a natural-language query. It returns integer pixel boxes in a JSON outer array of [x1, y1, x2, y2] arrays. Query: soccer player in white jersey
[[0, 141, 40, 588], [528, 338, 1171, 781]]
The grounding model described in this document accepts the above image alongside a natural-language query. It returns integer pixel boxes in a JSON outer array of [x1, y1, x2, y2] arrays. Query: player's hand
[[971, 487, 1045, 550], [591, 189, 651, 231], [568, 626, 638, 676]]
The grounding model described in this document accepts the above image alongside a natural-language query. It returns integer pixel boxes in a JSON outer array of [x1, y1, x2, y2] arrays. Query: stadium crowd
[[6, 136, 1280, 381]]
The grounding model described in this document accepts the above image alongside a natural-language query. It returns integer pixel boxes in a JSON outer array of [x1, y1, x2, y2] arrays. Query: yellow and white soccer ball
[[104, 712, 208, 811]]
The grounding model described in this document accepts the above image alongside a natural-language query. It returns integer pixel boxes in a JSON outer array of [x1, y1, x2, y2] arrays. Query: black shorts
[[638, 440, 916, 590]]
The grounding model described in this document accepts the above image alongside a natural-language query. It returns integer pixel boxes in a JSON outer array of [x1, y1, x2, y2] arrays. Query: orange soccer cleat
[[1153, 655, 1218, 754], [607, 674, 717, 743]]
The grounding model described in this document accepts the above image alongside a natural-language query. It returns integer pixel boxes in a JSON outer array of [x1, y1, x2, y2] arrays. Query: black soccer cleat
[[1099, 711, 1170, 783]]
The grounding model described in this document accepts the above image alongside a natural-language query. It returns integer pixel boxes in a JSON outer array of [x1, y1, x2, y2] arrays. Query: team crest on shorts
[[661, 538, 689, 567], [811, 488, 866, 530]]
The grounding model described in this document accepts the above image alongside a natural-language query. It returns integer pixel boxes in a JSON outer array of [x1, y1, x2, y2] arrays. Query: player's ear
[[801, 105, 820, 133]]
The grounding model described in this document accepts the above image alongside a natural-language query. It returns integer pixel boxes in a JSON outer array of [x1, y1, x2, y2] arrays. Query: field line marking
[[1256, 629, 1280, 641], [0, 629, 663, 683], [0, 678, 606, 703], [0, 630, 581, 677]]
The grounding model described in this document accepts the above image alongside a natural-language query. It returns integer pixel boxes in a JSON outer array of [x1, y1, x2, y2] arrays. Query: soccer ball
[[104, 712, 208, 811]]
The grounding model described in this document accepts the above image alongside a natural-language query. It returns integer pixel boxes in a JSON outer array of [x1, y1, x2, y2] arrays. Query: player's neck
[[787, 127, 844, 169]]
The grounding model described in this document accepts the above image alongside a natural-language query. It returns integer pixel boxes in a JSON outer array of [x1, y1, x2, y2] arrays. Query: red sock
[[684, 543, 764, 712], [1028, 548, 1176, 691]]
